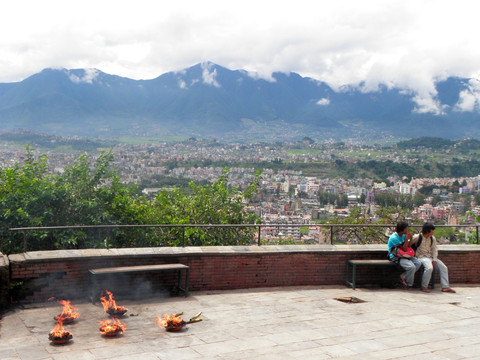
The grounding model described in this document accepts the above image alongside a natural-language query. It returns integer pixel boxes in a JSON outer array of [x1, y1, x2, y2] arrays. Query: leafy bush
[[0, 148, 261, 254]]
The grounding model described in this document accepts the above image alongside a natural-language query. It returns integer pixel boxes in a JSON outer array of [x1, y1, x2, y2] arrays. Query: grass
[[342, 150, 391, 157], [286, 149, 323, 156]]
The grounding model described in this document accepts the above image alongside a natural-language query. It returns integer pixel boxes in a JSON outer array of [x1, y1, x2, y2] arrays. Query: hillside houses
[[2, 140, 480, 245]]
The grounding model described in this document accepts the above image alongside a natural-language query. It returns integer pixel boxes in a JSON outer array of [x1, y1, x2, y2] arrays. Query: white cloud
[[316, 98, 330, 106], [178, 79, 187, 89], [455, 79, 480, 112], [67, 69, 99, 84], [412, 94, 447, 116], [201, 62, 220, 87], [1, 0, 480, 118]]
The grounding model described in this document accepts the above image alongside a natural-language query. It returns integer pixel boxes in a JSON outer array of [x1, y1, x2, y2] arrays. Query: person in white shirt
[[412, 222, 455, 293]]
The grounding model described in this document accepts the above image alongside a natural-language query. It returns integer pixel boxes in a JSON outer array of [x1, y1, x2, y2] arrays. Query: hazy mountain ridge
[[0, 62, 478, 140]]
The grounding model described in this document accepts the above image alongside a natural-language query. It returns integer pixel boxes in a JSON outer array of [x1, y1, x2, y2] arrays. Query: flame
[[54, 300, 80, 322], [155, 313, 185, 329], [49, 319, 72, 341], [100, 290, 126, 313], [98, 317, 127, 336]]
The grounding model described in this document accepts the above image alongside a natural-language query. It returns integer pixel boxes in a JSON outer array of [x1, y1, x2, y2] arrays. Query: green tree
[[148, 168, 261, 246], [302, 136, 314, 144], [413, 192, 426, 207], [297, 190, 308, 199], [434, 227, 457, 242], [0, 148, 60, 253], [359, 193, 366, 204], [318, 191, 336, 205], [326, 206, 387, 244], [1, 149, 263, 254], [431, 195, 443, 206], [0, 149, 147, 253], [337, 194, 349, 208]]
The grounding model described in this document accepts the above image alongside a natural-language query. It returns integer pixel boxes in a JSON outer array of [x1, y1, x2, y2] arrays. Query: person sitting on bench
[[412, 222, 456, 293], [388, 221, 421, 289]]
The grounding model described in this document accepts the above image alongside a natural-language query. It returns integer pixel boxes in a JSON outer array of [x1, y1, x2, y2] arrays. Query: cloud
[[67, 69, 99, 84], [178, 79, 187, 89], [316, 98, 330, 106], [1, 0, 480, 118], [455, 79, 480, 112], [412, 94, 448, 116], [201, 62, 220, 87]]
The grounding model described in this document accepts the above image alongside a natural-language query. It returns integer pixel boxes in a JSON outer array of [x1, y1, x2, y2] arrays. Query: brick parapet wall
[[0, 253, 9, 310], [2, 244, 480, 304]]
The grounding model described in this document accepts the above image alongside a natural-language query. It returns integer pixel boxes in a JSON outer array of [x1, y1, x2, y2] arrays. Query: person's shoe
[[421, 287, 431, 293], [441, 288, 456, 293], [400, 276, 408, 287]]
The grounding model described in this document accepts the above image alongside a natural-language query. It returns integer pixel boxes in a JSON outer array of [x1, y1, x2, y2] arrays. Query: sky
[[2, 0, 480, 113]]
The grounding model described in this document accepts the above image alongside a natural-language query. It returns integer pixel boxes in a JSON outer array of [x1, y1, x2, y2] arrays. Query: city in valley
[[2, 134, 480, 244]]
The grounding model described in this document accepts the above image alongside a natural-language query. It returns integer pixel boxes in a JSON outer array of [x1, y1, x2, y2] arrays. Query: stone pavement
[[1, 285, 480, 360]]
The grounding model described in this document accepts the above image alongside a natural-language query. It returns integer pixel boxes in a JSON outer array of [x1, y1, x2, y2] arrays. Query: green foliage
[[413, 192, 426, 207], [318, 191, 348, 207], [373, 192, 416, 209], [396, 137, 454, 149], [454, 139, 480, 152], [0, 149, 261, 254], [465, 227, 480, 244], [0, 131, 116, 152], [0, 147, 58, 252], [326, 206, 388, 244], [146, 169, 261, 246], [434, 227, 457, 242], [356, 160, 417, 179], [161, 154, 480, 180], [0, 148, 144, 253]]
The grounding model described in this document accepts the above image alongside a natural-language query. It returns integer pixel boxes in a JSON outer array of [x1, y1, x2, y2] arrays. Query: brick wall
[[2, 244, 480, 305], [0, 253, 9, 310]]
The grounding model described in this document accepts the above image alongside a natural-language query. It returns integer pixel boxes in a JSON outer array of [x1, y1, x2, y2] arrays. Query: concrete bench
[[88, 263, 190, 303]]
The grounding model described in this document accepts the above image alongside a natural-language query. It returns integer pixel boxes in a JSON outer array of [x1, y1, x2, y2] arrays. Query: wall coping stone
[[0, 253, 8, 267], [6, 244, 480, 264]]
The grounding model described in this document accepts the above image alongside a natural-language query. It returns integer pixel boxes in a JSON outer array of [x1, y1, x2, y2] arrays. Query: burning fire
[[49, 319, 73, 344], [155, 313, 186, 330], [98, 317, 127, 336], [54, 300, 80, 323], [100, 290, 127, 316]]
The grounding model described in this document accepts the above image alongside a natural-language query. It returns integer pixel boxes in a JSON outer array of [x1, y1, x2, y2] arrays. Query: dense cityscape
[[1, 135, 479, 245]]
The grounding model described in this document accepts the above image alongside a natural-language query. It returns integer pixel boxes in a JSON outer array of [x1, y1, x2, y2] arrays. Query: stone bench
[[88, 263, 190, 302]]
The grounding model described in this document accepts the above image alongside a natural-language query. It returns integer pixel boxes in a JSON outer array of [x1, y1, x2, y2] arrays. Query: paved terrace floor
[[1, 285, 480, 360]]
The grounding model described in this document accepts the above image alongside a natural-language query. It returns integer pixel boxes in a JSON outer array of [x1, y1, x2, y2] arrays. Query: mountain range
[[0, 61, 478, 141]]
